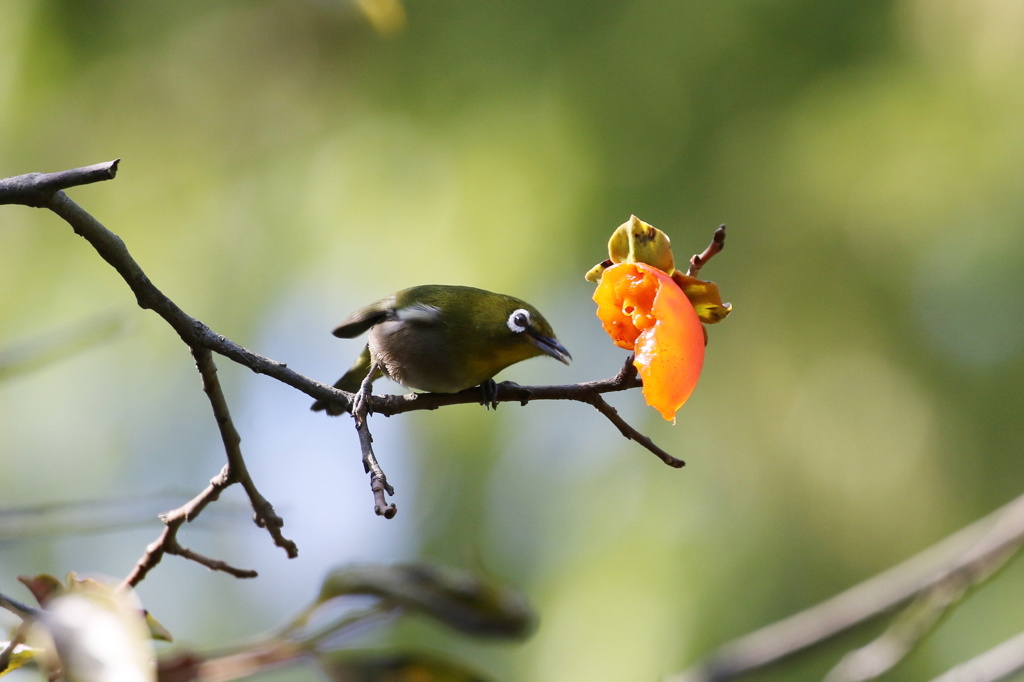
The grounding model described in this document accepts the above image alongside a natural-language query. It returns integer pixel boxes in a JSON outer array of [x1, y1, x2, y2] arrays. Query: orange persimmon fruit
[[593, 262, 705, 421]]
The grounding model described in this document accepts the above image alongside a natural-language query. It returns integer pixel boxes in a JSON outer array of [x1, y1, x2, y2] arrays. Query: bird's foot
[[352, 365, 377, 426], [479, 379, 499, 410]]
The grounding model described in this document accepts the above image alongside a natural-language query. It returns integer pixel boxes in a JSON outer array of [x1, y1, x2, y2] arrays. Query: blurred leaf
[[17, 573, 172, 642], [35, 579, 156, 682], [0, 641, 43, 677], [144, 612, 174, 644], [670, 272, 732, 325], [321, 651, 488, 682], [17, 573, 63, 606], [354, 0, 406, 35], [313, 564, 535, 640]]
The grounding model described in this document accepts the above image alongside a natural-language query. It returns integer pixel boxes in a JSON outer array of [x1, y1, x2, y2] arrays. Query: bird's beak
[[529, 333, 572, 365]]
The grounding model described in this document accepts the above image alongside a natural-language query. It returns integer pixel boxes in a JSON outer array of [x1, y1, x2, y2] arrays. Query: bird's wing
[[332, 298, 443, 338], [393, 302, 443, 325], [332, 298, 395, 338]]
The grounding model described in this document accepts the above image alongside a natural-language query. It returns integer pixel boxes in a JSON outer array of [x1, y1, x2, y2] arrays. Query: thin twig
[[0, 626, 30, 675], [191, 347, 296, 554], [352, 364, 397, 518], [0, 159, 120, 206], [360, 357, 644, 418], [173, 544, 262, 580], [366, 355, 654, 443], [338, 355, 679, 516], [356, 417, 397, 519], [194, 640, 308, 682], [823, 541, 1020, 682], [823, 589, 957, 682], [583, 393, 684, 468], [0, 591, 39, 619], [928, 630, 1024, 682], [121, 347, 299, 586], [0, 603, 38, 676], [687, 224, 726, 279], [121, 465, 258, 588], [667, 489, 1024, 682], [39, 188, 349, 413], [0, 637, 19, 674]]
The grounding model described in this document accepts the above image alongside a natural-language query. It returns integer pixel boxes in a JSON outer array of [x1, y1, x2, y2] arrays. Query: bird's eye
[[507, 309, 531, 333]]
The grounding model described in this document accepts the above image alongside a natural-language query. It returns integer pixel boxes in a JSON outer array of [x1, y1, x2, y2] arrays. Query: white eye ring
[[507, 308, 531, 333]]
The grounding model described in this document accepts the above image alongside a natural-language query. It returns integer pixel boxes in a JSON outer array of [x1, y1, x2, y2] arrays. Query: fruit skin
[[594, 262, 705, 421]]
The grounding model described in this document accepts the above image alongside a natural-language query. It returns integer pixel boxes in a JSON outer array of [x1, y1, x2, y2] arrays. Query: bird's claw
[[479, 379, 499, 410], [353, 365, 377, 426]]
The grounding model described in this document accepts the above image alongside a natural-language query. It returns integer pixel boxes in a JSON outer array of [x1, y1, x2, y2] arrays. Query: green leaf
[[320, 651, 489, 682], [0, 642, 44, 677], [313, 564, 535, 640]]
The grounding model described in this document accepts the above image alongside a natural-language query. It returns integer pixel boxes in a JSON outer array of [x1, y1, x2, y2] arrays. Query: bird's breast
[[368, 320, 483, 393]]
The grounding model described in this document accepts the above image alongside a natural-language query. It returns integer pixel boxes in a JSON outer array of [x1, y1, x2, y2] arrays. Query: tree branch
[[18, 168, 674, 453], [360, 355, 645, 418], [0, 591, 39, 619], [822, 538, 1018, 682], [334, 356, 681, 517], [928, 630, 1024, 682], [667, 489, 1024, 681], [39, 187, 349, 411], [190, 347, 296, 556], [5, 162, 685, 564], [351, 365, 397, 518], [0, 160, 120, 207], [0, 622, 33, 677], [119, 347, 301, 587], [120, 465, 258, 588], [687, 224, 726, 279]]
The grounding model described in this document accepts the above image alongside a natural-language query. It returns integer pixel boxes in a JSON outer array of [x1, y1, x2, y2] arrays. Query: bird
[[311, 284, 571, 415]]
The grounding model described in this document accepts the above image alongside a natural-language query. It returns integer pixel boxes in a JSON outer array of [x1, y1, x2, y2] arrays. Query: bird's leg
[[352, 365, 377, 427], [478, 378, 499, 410], [351, 363, 396, 518]]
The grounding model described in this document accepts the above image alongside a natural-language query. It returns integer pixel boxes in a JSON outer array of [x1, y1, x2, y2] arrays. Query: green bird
[[311, 285, 571, 415]]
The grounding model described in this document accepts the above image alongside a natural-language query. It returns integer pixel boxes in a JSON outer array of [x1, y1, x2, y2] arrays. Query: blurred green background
[[2, 0, 1024, 680]]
